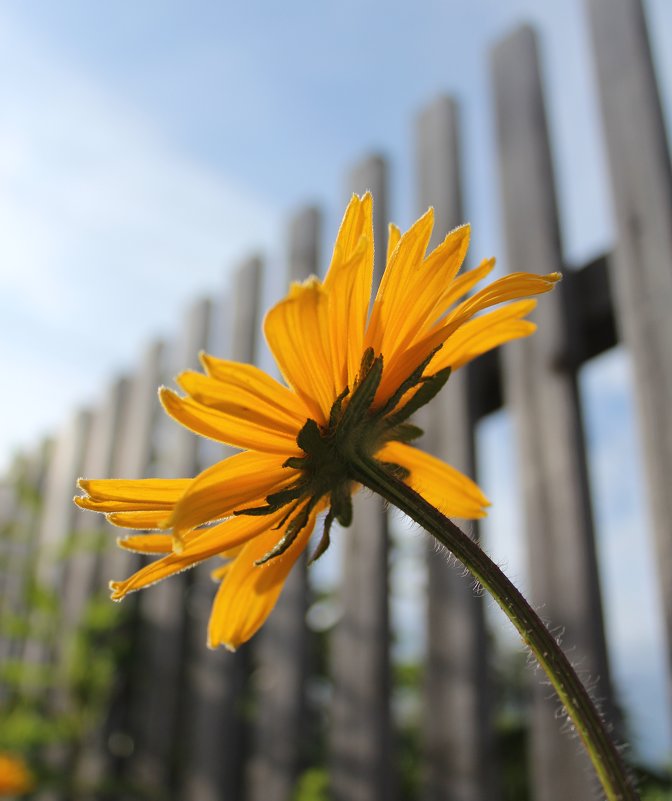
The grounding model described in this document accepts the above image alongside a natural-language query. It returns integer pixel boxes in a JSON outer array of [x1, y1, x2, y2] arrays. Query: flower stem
[[351, 456, 639, 801]]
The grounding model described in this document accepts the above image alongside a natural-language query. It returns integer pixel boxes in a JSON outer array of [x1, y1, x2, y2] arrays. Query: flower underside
[[75, 192, 560, 650], [238, 346, 451, 565]]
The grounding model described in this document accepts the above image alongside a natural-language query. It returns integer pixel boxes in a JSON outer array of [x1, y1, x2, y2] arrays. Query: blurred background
[[1, 0, 671, 798]]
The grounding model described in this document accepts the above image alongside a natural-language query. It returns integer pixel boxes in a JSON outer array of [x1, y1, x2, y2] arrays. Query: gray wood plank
[[586, 0, 672, 691], [75, 340, 165, 797], [21, 410, 92, 672], [178, 258, 262, 801], [246, 209, 320, 801], [329, 155, 394, 801], [491, 25, 615, 801], [126, 300, 212, 797], [416, 95, 499, 801], [0, 442, 52, 671]]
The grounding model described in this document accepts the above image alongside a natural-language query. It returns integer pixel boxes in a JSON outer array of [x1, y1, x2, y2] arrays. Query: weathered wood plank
[[78, 340, 165, 796], [0, 442, 52, 671], [416, 95, 499, 801], [586, 0, 672, 690], [21, 410, 92, 672], [491, 25, 615, 801], [330, 155, 394, 801], [126, 300, 212, 797], [246, 209, 320, 801], [178, 259, 262, 801]]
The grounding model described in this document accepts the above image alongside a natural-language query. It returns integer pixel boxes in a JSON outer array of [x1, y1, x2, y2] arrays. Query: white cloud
[[0, 11, 281, 469]]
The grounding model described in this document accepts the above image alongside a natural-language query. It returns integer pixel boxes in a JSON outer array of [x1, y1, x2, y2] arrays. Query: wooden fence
[[1, 0, 671, 798]]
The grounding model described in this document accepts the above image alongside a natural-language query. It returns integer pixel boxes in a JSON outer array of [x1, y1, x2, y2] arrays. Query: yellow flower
[[0, 753, 35, 796], [75, 194, 559, 651]]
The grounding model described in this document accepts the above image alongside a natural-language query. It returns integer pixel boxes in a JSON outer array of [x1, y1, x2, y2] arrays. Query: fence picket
[[586, 0, 672, 691], [491, 25, 616, 801], [417, 95, 500, 801], [329, 155, 394, 801]]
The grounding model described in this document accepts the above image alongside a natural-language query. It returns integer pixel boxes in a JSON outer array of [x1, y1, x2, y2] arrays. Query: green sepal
[[234, 482, 306, 517], [328, 386, 350, 430], [256, 499, 315, 565], [385, 366, 451, 427], [377, 460, 411, 481], [297, 418, 326, 455], [284, 456, 307, 470], [387, 422, 424, 444], [309, 508, 334, 564], [339, 352, 383, 434], [331, 483, 353, 528], [377, 345, 442, 418]]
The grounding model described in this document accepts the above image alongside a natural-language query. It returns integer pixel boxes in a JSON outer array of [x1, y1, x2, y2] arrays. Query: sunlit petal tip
[[109, 580, 124, 602], [223, 642, 237, 652], [172, 534, 185, 554]]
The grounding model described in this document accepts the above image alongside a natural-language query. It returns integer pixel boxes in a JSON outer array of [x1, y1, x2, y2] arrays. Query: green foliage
[[293, 767, 329, 801], [0, 467, 129, 795]]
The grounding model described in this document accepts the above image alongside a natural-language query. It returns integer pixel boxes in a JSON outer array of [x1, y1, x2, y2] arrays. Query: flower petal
[[430, 299, 538, 372], [76, 477, 189, 508], [109, 510, 286, 600], [197, 354, 310, 427], [159, 388, 300, 454], [323, 193, 374, 388], [106, 511, 172, 530], [207, 504, 321, 650], [366, 207, 435, 355], [377, 441, 489, 519], [166, 450, 299, 535], [264, 278, 334, 424], [116, 534, 174, 553], [380, 224, 471, 361]]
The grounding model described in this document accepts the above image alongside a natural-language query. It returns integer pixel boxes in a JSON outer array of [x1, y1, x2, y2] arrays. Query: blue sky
[[1, 0, 671, 768]]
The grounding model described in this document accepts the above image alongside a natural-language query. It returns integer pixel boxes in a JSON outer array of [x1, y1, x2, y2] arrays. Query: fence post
[[177, 258, 262, 801], [123, 301, 212, 796], [491, 26, 615, 801], [416, 95, 499, 801], [21, 410, 92, 673], [585, 0, 672, 693], [329, 155, 394, 801], [246, 209, 321, 801], [0, 441, 52, 672], [59, 378, 129, 658]]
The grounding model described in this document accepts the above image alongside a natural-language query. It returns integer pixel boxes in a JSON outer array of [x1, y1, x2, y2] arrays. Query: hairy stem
[[351, 456, 639, 801]]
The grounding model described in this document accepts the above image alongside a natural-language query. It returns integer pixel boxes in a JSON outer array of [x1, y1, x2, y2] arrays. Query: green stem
[[351, 456, 639, 801]]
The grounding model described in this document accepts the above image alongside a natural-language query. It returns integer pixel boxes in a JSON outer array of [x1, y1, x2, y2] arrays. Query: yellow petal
[[386, 222, 401, 265], [431, 299, 537, 372], [166, 450, 299, 535], [197, 354, 310, 427], [106, 510, 172, 530], [381, 224, 471, 360], [447, 271, 560, 326], [366, 207, 435, 354], [207, 504, 320, 650], [377, 441, 489, 519], [75, 496, 173, 515], [77, 477, 190, 506], [324, 192, 374, 275], [374, 269, 558, 405], [160, 387, 300, 454], [323, 193, 375, 388], [264, 278, 334, 424], [109, 510, 286, 600], [116, 534, 174, 553]]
